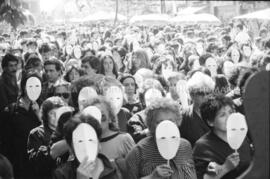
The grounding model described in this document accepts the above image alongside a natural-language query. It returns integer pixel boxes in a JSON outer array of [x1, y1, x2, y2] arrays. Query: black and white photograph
[[0, 0, 269, 178]]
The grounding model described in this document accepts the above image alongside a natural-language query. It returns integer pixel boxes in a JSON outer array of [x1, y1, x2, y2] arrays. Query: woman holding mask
[[193, 94, 252, 179], [125, 98, 197, 179], [7, 71, 42, 178], [27, 96, 66, 178]]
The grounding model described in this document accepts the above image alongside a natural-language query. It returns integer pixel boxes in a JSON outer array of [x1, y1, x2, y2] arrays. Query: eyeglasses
[[55, 93, 70, 99]]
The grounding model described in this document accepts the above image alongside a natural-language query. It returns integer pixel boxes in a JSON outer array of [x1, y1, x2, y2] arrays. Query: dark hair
[[200, 94, 235, 126], [82, 49, 96, 58], [39, 43, 51, 54], [236, 23, 243, 31], [44, 58, 62, 72], [63, 114, 102, 148], [64, 66, 85, 82], [100, 55, 118, 78], [24, 54, 42, 71], [0, 154, 13, 179], [26, 39, 37, 47], [119, 74, 138, 93], [1, 53, 18, 69], [199, 53, 213, 66], [263, 37, 270, 49], [222, 35, 231, 42], [214, 74, 230, 95], [81, 55, 101, 73], [41, 96, 65, 130]]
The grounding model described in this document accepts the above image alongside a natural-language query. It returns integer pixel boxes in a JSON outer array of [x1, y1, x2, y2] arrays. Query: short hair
[[84, 96, 118, 131], [199, 53, 213, 66], [81, 55, 101, 73], [200, 94, 235, 126], [236, 23, 243, 31], [237, 67, 258, 95], [41, 96, 65, 130], [145, 98, 182, 135], [63, 114, 102, 147], [214, 74, 230, 95], [96, 76, 123, 95], [187, 71, 215, 95], [1, 53, 18, 69], [25, 54, 42, 71], [64, 65, 85, 82], [39, 43, 51, 54], [44, 58, 62, 71]]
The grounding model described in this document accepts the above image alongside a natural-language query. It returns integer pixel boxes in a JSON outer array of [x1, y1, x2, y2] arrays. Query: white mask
[[144, 88, 162, 107], [78, 87, 98, 111], [223, 61, 234, 77], [66, 44, 73, 55], [26, 77, 42, 101], [73, 45, 82, 59], [82, 106, 102, 124], [73, 123, 98, 163], [105, 86, 123, 115], [156, 120, 180, 160], [227, 113, 248, 150]]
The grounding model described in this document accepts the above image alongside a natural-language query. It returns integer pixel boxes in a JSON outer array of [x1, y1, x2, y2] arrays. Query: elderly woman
[[193, 94, 252, 179], [127, 78, 165, 143], [125, 98, 197, 179], [180, 71, 215, 146]]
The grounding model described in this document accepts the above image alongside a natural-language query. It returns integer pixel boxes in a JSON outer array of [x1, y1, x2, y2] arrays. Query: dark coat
[[27, 125, 56, 179], [0, 72, 19, 111]]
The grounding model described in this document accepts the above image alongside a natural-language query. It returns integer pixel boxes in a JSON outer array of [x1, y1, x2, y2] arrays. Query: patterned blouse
[[125, 136, 197, 179]]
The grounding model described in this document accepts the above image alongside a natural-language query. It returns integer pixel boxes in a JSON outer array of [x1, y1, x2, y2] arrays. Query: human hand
[[222, 152, 240, 173], [151, 164, 174, 178], [76, 157, 96, 179]]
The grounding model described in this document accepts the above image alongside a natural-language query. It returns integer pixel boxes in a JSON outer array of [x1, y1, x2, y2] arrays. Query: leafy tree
[[0, 0, 27, 30]]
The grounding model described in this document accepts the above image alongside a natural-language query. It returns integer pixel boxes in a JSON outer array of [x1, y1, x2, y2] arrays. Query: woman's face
[[123, 77, 136, 96], [211, 105, 234, 132], [231, 49, 240, 63], [55, 86, 70, 104], [132, 53, 141, 69], [205, 57, 218, 76], [103, 57, 114, 73], [151, 110, 178, 134], [68, 68, 80, 82]]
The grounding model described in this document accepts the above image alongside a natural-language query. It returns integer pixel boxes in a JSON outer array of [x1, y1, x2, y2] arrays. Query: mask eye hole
[[78, 140, 83, 143], [240, 128, 245, 131], [160, 137, 166, 140], [231, 128, 237, 131], [88, 139, 93, 142], [171, 136, 176, 139]]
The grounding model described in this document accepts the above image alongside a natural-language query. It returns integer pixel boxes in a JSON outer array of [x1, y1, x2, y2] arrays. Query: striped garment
[[125, 136, 197, 179]]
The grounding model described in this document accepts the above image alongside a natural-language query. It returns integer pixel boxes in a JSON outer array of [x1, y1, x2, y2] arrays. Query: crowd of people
[[0, 19, 269, 179]]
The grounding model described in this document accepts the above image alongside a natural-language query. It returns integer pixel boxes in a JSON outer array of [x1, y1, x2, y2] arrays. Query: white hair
[[187, 71, 215, 94]]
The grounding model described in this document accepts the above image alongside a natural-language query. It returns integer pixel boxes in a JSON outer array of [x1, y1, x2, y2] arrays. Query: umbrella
[[233, 8, 270, 20], [83, 11, 127, 22], [171, 13, 221, 24], [129, 14, 170, 26]]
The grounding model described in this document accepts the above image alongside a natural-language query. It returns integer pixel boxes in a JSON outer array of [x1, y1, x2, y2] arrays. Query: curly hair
[[200, 94, 235, 127], [41, 96, 66, 130], [84, 96, 119, 131], [145, 98, 182, 135]]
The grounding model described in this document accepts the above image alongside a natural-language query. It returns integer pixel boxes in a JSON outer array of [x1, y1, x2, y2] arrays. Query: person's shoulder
[[193, 132, 213, 150], [53, 161, 74, 179]]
